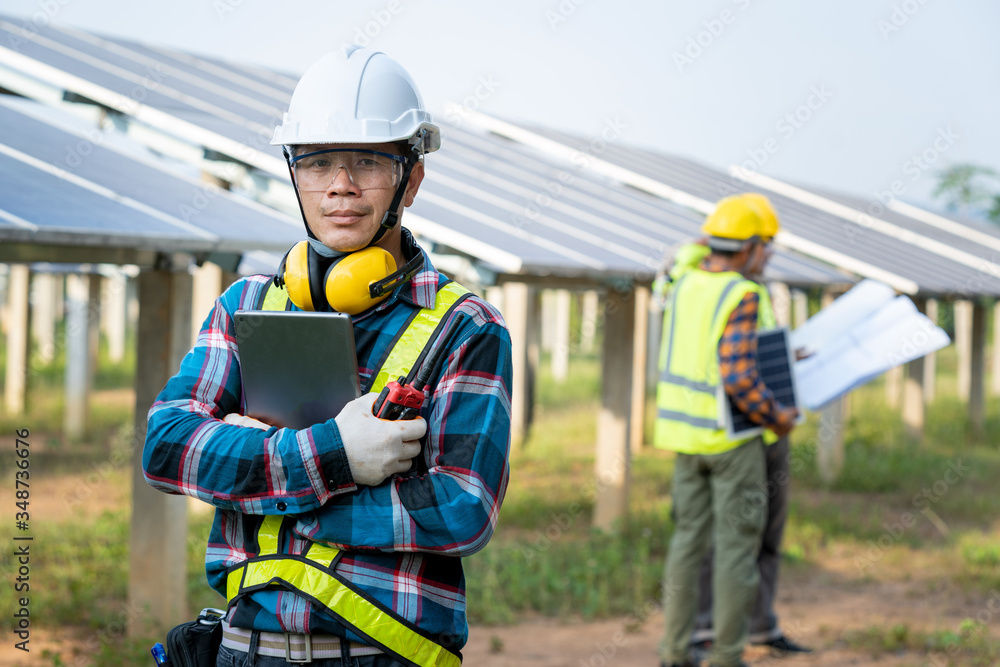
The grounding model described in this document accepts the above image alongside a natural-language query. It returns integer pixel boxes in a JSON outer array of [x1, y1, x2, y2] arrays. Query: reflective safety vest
[[654, 269, 776, 455], [229, 279, 471, 667]]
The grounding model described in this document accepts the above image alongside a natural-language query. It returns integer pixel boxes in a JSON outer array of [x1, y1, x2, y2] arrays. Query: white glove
[[334, 393, 425, 487]]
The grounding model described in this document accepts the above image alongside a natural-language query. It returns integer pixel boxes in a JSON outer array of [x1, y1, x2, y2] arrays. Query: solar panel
[[720, 327, 801, 440], [0, 15, 855, 285], [521, 124, 1000, 296], [0, 97, 301, 254]]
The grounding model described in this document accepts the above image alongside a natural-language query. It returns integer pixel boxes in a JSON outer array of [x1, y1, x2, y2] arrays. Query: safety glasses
[[290, 149, 406, 191]]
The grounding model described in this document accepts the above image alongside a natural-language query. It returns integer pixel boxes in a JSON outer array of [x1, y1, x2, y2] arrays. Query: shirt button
[[276, 502, 287, 512]]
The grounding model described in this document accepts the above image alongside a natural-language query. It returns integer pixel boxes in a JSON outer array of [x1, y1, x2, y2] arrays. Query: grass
[[4, 334, 1000, 664], [845, 619, 1000, 666]]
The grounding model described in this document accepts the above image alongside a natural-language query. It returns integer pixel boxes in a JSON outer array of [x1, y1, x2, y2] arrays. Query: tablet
[[718, 327, 806, 440], [234, 310, 361, 430]]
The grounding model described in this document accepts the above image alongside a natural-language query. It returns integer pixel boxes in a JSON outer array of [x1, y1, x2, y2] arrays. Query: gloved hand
[[334, 393, 425, 486], [769, 406, 800, 438]]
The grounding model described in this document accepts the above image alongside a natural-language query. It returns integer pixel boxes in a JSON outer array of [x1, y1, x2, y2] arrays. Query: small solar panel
[[719, 327, 801, 440]]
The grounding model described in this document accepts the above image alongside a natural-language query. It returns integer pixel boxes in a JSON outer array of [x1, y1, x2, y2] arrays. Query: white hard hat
[[272, 46, 440, 153]]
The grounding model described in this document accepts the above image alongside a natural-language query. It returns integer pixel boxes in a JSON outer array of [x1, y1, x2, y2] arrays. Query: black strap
[[367, 134, 426, 247]]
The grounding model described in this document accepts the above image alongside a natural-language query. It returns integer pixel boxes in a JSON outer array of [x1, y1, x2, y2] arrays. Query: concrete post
[[30, 273, 57, 365], [630, 286, 650, 452], [769, 281, 791, 328], [4, 265, 30, 415], [992, 301, 1000, 396], [902, 299, 927, 441], [885, 365, 902, 409], [191, 262, 224, 345], [102, 272, 128, 364], [87, 274, 102, 393], [64, 274, 91, 439], [129, 269, 192, 635], [646, 287, 663, 393], [551, 289, 571, 382], [540, 290, 555, 354], [970, 303, 987, 437], [924, 299, 938, 404], [817, 290, 845, 483], [792, 289, 809, 329], [594, 286, 635, 532], [485, 286, 503, 313], [955, 300, 973, 401], [502, 282, 536, 449], [580, 290, 599, 353]]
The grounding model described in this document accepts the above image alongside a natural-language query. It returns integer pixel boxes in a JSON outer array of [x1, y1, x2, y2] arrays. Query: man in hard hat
[[144, 47, 512, 667], [688, 194, 812, 659], [656, 195, 798, 667]]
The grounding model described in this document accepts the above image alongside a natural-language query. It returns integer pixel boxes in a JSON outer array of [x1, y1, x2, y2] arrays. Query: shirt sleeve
[[294, 300, 513, 557], [142, 277, 357, 515], [718, 291, 789, 428]]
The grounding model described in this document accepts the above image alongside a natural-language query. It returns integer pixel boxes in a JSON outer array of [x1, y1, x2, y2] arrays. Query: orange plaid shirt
[[718, 291, 791, 429]]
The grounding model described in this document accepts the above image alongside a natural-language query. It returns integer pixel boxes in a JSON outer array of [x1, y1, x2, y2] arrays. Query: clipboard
[[234, 310, 361, 430]]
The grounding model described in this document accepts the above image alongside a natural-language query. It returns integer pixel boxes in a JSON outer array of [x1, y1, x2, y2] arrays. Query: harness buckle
[[285, 634, 313, 663]]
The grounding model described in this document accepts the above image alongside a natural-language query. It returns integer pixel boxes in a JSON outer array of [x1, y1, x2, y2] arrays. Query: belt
[[221, 621, 382, 663]]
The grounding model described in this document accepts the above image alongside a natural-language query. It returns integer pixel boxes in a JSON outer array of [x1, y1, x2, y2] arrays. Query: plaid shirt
[[143, 231, 512, 650], [718, 291, 789, 428]]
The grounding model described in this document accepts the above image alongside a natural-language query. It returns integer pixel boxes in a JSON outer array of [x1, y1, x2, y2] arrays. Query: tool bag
[[164, 608, 225, 667]]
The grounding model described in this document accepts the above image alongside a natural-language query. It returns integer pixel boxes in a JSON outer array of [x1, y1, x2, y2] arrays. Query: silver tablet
[[234, 310, 361, 430]]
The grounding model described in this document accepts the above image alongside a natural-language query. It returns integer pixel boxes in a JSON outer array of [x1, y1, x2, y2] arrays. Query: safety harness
[[227, 279, 471, 667]]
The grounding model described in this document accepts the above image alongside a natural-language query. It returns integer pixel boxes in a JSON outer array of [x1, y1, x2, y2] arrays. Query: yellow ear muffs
[[324, 246, 397, 315], [278, 240, 332, 311]]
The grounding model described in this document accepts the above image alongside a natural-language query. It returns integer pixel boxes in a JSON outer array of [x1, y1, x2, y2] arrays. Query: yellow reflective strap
[[370, 282, 470, 395], [305, 542, 340, 565], [229, 558, 461, 667], [226, 564, 245, 603], [262, 283, 289, 311], [257, 515, 283, 555]]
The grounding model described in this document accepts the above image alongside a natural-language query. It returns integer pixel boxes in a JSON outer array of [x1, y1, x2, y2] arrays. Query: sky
[[4, 0, 999, 214]]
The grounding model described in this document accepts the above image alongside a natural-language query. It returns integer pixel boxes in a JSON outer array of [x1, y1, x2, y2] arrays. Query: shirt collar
[[369, 227, 439, 313]]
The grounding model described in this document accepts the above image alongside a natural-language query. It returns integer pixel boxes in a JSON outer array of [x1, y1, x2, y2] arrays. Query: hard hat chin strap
[[366, 134, 425, 248]]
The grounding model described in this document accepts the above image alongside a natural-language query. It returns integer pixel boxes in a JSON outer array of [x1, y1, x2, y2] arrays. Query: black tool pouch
[[164, 608, 225, 667]]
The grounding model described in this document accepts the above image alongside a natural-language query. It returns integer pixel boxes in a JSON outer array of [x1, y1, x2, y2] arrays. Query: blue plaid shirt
[[143, 232, 512, 649]]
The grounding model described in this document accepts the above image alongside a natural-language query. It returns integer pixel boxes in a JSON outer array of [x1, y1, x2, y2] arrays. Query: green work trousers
[[660, 437, 767, 667]]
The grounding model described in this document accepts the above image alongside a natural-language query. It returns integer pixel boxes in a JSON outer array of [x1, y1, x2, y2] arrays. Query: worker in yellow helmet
[[687, 194, 813, 659], [656, 195, 799, 667]]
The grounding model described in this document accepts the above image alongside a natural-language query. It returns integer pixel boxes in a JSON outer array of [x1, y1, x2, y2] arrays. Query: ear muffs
[[276, 240, 333, 311], [276, 242, 401, 314], [324, 247, 397, 315]]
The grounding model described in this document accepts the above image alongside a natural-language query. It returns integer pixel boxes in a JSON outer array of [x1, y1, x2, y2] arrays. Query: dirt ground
[[459, 561, 989, 666], [6, 464, 994, 666]]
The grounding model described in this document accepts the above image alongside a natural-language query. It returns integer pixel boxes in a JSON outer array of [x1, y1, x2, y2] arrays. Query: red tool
[[372, 315, 464, 421]]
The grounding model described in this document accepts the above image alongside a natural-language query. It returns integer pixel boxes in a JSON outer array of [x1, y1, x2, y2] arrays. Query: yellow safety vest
[[654, 269, 776, 455], [229, 279, 471, 667]]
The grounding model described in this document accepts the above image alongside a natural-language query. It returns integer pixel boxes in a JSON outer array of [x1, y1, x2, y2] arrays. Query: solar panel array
[[0, 95, 300, 263], [518, 124, 1000, 297], [0, 13, 848, 286]]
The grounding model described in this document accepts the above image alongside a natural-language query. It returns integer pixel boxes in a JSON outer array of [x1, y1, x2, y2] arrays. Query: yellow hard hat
[[702, 196, 764, 250], [740, 193, 780, 240]]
